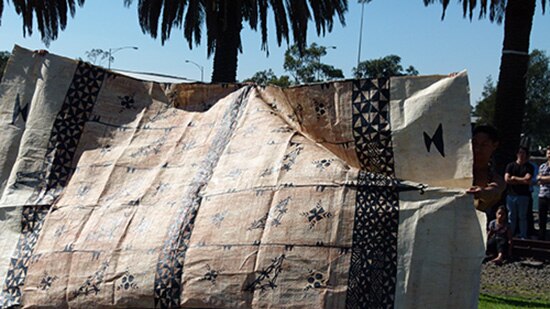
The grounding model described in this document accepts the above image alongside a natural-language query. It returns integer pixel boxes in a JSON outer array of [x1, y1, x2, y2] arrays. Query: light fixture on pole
[[108, 46, 138, 69], [185, 60, 204, 82]]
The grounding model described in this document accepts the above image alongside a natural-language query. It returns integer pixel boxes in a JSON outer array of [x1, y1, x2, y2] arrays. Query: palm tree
[[124, 0, 347, 83], [422, 0, 547, 173], [0, 0, 85, 46]]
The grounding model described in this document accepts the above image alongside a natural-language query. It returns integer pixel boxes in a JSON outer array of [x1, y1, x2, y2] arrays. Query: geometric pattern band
[[346, 79, 399, 309], [153, 87, 251, 309], [351, 78, 394, 175], [0, 206, 50, 308], [34, 61, 106, 203], [0, 62, 106, 308]]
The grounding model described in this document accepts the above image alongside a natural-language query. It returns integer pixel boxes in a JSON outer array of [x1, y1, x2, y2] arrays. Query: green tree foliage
[[353, 54, 418, 79], [242, 69, 291, 87], [0, 51, 9, 81], [474, 49, 550, 148], [473, 76, 497, 125], [85, 49, 110, 65], [283, 43, 344, 84], [0, 1, 86, 45], [124, 0, 347, 83], [524, 49, 550, 148]]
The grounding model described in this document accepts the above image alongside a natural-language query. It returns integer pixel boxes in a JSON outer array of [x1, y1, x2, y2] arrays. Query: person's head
[[546, 146, 550, 161], [516, 146, 530, 163], [496, 206, 507, 222], [472, 125, 499, 167]]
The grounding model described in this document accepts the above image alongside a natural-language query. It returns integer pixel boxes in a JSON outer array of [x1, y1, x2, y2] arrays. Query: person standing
[[536, 146, 550, 240], [504, 147, 534, 239], [467, 125, 505, 218]]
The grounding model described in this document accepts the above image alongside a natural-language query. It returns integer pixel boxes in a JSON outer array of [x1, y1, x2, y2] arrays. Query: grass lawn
[[479, 293, 550, 309]]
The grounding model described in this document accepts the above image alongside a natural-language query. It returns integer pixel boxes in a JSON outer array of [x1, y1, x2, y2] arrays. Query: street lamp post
[[357, 2, 365, 71], [108, 46, 138, 69], [185, 60, 204, 82]]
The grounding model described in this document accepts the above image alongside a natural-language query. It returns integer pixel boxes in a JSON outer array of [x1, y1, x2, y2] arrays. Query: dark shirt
[[505, 161, 534, 196]]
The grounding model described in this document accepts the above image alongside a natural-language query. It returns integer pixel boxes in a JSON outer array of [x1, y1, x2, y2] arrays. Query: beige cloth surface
[[0, 46, 483, 308]]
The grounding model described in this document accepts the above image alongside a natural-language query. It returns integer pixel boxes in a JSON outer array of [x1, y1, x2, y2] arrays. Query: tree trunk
[[493, 0, 536, 174], [211, 1, 242, 83]]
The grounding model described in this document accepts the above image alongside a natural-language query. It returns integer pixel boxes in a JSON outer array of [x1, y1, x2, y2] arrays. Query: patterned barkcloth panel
[[0, 46, 484, 309]]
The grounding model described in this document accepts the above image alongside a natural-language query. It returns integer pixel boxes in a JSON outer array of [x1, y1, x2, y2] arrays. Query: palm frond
[[258, 0, 269, 52], [269, 0, 289, 46], [8, 0, 85, 46], [183, 0, 202, 48], [137, 0, 163, 39], [0, 1, 4, 26], [287, 0, 310, 51]]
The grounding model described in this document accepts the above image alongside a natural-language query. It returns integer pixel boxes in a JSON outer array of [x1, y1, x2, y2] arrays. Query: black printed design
[[301, 201, 332, 229], [130, 135, 167, 158], [269, 197, 291, 227], [211, 211, 227, 228], [118, 95, 135, 110], [351, 78, 394, 175], [347, 79, 399, 309], [313, 159, 334, 170], [38, 272, 58, 291], [304, 270, 328, 291], [423, 123, 445, 157], [314, 100, 327, 119], [245, 254, 285, 292], [247, 213, 268, 231], [117, 270, 138, 291], [11, 171, 44, 189], [181, 140, 197, 152], [35, 61, 106, 202], [281, 141, 303, 172], [11, 94, 29, 124], [153, 87, 251, 308], [1, 206, 49, 307], [199, 264, 223, 285], [73, 261, 109, 297], [271, 126, 293, 133], [1, 62, 106, 308], [260, 167, 275, 177]]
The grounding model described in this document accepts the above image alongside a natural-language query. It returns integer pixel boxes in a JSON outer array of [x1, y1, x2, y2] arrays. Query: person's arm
[[473, 173, 505, 209], [537, 168, 550, 184], [487, 229, 495, 240], [508, 173, 532, 185], [504, 172, 514, 184]]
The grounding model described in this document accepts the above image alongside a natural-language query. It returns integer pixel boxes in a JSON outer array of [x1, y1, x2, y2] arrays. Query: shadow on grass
[[480, 293, 550, 308]]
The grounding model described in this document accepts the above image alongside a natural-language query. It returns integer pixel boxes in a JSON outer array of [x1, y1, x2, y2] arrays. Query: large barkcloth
[[0, 46, 484, 308]]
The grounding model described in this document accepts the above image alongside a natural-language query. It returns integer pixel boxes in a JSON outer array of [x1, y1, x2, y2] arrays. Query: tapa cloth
[[0, 46, 483, 308]]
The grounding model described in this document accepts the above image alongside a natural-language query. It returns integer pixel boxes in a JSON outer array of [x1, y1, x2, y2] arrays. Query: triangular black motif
[[423, 123, 445, 157], [11, 94, 29, 124]]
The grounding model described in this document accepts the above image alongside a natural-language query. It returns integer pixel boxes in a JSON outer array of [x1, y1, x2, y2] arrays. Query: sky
[[0, 0, 549, 105]]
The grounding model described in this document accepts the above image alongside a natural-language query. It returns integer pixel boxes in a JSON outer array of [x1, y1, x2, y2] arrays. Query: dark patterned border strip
[[35, 62, 106, 202], [346, 79, 399, 309], [153, 86, 251, 308], [1, 206, 50, 307], [1, 62, 106, 308], [351, 78, 394, 175]]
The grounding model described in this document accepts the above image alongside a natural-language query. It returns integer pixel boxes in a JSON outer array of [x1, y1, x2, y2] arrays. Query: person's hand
[[33, 49, 48, 56], [466, 186, 482, 194]]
